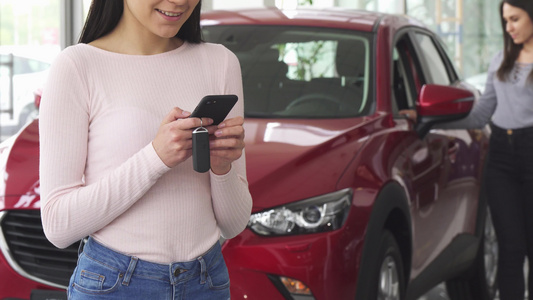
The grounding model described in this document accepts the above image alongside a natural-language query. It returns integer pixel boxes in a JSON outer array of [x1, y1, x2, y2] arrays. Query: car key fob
[[192, 126, 210, 173]]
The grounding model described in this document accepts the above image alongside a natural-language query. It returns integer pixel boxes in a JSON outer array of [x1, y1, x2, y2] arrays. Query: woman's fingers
[[153, 108, 214, 167], [161, 107, 191, 125], [208, 117, 246, 174]]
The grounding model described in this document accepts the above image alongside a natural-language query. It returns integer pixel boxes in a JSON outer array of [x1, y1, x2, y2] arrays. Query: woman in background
[[401, 0, 533, 298], [39, 0, 252, 299]]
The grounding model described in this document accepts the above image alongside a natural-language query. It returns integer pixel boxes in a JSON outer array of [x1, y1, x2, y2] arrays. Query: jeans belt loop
[[198, 256, 207, 284], [122, 256, 138, 286]]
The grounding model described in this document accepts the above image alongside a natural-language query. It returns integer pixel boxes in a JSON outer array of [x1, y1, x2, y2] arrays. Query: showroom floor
[[419, 284, 450, 300]]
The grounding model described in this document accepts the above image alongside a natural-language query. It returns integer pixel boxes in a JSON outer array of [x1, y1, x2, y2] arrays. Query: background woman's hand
[[208, 116, 245, 175], [152, 107, 213, 168], [399, 109, 417, 122]]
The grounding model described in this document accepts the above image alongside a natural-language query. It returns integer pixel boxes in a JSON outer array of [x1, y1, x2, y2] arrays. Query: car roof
[[201, 7, 426, 33]]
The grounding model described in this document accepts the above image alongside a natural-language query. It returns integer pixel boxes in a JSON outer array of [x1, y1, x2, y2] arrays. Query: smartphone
[[189, 95, 238, 125]]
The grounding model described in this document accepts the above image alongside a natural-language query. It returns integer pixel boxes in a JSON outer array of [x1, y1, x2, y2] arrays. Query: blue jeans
[[486, 123, 533, 300], [68, 237, 230, 300]]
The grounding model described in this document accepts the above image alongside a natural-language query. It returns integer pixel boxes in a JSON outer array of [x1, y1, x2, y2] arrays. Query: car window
[[203, 25, 373, 119], [392, 49, 410, 113], [392, 35, 422, 112], [414, 33, 451, 85]]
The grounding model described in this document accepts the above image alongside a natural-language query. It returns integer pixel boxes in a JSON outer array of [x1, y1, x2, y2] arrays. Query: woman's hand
[[208, 116, 245, 175], [152, 107, 213, 168], [399, 109, 417, 122]]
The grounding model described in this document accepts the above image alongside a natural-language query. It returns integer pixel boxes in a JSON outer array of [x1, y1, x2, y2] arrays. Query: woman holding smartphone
[[39, 0, 252, 299]]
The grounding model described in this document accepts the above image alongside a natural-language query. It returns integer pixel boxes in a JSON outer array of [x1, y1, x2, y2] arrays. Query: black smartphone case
[[189, 95, 238, 125], [192, 127, 210, 173]]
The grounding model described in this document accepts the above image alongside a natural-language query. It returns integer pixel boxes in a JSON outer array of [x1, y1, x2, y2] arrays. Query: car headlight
[[248, 188, 352, 236]]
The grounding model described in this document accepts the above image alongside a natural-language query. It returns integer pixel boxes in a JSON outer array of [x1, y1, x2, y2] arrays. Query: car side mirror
[[415, 84, 475, 138]]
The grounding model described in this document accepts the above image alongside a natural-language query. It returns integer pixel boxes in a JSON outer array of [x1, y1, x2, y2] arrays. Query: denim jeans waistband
[[81, 237, 222, 284]]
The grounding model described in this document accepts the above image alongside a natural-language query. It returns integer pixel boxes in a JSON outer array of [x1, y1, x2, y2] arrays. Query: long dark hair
[[78, 0, 203, 44], [498, 0, 533, 82]]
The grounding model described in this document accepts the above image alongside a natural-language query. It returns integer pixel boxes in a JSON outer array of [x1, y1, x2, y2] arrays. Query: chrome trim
[[0, 210, 67, 289]]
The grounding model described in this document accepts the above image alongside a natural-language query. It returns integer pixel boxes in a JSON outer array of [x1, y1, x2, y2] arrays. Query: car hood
[[0, 117, 374, 212], [0, 119, 40, 210], [243, 118, 370, 211]]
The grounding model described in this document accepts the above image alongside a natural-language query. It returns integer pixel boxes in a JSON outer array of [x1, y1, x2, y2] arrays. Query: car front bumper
[[222, 228, 364, 300]]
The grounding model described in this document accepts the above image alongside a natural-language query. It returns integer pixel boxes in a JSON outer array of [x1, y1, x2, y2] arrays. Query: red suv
[[0, 7, 497, 300]]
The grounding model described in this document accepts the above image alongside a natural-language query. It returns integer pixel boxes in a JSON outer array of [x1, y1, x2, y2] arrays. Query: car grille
[[0, 210, 78, 288]]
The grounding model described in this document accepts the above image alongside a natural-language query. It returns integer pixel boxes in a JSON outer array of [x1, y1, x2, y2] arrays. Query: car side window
[[414, 33, 451, 85]]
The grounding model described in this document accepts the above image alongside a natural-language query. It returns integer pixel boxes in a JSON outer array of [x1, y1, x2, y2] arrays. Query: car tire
[[445, 205, 498, 300], [368, 229, 405, 300]]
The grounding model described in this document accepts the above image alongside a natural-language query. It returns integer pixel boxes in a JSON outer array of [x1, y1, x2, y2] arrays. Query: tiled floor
[[419, 262, 530, 300], [421, 282, 526, 300]]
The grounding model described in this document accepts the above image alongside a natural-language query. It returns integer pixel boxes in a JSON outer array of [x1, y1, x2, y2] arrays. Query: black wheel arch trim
[[354, 181, 412, 300]]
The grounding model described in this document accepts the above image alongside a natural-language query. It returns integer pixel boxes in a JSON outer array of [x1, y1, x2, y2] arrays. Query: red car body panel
[[0, 259, 54, 299], [0, 120, 65, 298], [3, 121, 40, 207], [0, 7, 489, 300]]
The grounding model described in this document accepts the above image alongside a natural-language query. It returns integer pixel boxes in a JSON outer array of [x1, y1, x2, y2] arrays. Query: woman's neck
[[88, 17, 183, 55], [518, 39, 533, 63], [88, 34, 183, 56], [518, 48, 533, 64]]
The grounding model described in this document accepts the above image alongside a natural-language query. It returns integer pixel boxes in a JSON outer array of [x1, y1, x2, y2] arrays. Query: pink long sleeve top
[[39, 42, 253, 263]]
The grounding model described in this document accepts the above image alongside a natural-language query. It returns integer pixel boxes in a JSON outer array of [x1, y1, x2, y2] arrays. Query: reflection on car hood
[[244, 118, 369, 211]]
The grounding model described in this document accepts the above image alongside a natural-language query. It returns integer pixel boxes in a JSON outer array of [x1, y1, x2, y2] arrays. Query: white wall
[[335, 0, 361, 9]]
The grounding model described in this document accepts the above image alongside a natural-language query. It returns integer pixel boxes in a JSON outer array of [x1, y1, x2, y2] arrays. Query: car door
[[411, 30, 482, 249], [392, 29, 470, 279]]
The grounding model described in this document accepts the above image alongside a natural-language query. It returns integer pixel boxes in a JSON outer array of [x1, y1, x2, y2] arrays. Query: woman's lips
[[156, 9, 183, 21]]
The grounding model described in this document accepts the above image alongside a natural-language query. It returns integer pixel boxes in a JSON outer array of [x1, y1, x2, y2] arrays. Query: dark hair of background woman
[[78, 0, 203, 44], [498, 0, 533, 82]]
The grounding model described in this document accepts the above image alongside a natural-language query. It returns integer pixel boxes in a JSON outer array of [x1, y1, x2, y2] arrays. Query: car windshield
[[203, 25, 373, 119]]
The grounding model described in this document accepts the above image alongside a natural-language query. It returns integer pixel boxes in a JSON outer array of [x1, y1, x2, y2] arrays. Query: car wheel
[[446, 206, 498, 300], [369, 229, 405, 300]]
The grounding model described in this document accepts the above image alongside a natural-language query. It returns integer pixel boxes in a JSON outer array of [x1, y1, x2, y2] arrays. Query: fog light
[[280, 276, 311, 295]]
